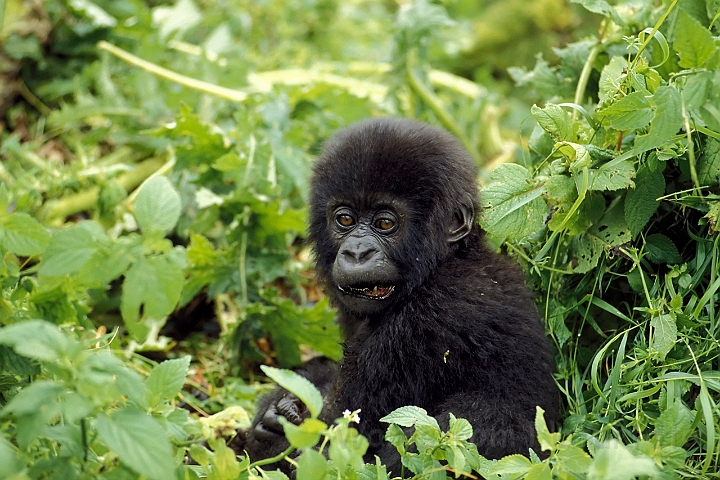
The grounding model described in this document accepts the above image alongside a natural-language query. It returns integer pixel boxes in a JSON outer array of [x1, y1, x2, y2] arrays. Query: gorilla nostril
[[341, 246, 377, 263]]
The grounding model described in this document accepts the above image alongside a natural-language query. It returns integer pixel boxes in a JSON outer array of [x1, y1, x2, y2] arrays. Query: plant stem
[[40, 156, 166, 225], [97, 41, 248, 102], [249, 445, 295, 468], [405, 51, 482, 165]]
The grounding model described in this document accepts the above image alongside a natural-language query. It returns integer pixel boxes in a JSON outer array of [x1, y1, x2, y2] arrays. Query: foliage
[[1, 0, 720, 478]]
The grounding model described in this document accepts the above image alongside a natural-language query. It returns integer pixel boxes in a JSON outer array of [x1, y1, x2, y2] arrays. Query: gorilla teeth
[[339, 285, 395, 299]]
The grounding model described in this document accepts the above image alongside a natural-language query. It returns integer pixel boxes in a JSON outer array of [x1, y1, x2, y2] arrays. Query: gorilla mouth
[[338, 284, 395, 300]]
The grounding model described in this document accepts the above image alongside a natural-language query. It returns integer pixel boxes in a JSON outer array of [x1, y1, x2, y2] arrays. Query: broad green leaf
[[525, 462, 552, 480], [206, 439, 241, 480], [0, 436, 25, 476], [624, 168, 665, 236], [588, 160, 635, 191], [76, 351, 146, 407], [654, 402, 694, 447], [549, 193, 604, 236], [589, 203, 631, 247], [39, 222, 108, 277], [0, 380, 63, 417], [448, 415, 473, 441], [445, 445, 466, 476], [279, 417, 326, 449], [260, 365, 323, 419], [133, 176, 182, 234], [535, 406, 560, 452], [384, 424, 408, 451], [95, 408, 176, 480], [600, 92, 654, 131], [634, 86, 683, 153], [380, 406, 439, 429], [488, 454, 532, 475], [327, 426, 368, 472], [297, 449, 330, 480], [674, 9, 717, 68], [650, 313, 677, 361], [556, 142, 592, 172], [570, 0, 622, 24], [531, 104, 573, 141], [144, 356, 190, 408], [0, 320, 80, 363], [644, 234, 681, 264], [479, 164, 547, 240], [0, 212, 50, 256], [682, 71, 712, 111], [598, 56, 627, 102], [587, 440, 658, 480], [555, 444, 592, 473], [698, 137, 720, 186], [120, 251, 186, 327], [0, 183, 9, 214]]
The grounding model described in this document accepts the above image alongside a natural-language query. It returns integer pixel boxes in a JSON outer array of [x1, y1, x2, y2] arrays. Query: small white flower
[[343, 409, 361, 424]]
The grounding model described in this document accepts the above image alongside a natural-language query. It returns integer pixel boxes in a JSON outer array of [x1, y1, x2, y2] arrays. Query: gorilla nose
[[340, 245, 378, 264]]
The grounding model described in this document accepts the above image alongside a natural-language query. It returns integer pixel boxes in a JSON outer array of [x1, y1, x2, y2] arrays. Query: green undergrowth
[[0, 0, 719, 478]]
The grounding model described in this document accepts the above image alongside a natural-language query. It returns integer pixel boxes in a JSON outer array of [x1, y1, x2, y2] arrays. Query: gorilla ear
[[448, 197, 475, 243]]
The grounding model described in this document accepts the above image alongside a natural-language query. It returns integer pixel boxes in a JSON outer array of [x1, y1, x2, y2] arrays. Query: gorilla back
[[247, 118, 557, 472]]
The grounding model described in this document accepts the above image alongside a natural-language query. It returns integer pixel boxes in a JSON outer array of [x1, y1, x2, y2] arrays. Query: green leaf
[[0, 320, 80, 363], [95, 408, 176, 480], [535, 406, 560, 452], [587, 440, 658, 480], [260, 365, 323, 419], [555, 444, 592, 473], [0, 380, 63, 417], [600, 92, 654, 131], [448, 415, 473, 441], [682, 71, 712, 111], [297, 449, 329, 480], [39, 222, 108, 277], [624, 168, 665, 237], [0, 436, 25, 476], [488, 454, 533, 475], [588, 160, 635, 191], [279, 417, 326, 449], [531, 104, 573, 141], [633, 86, 683, 153], [698, 137, 720, 186], [379, 406, 439, 429], [0, 212, 50, 256], [206, 438, 241, 480], [674, 9, 717, 68], [650, 313, 677, 361], [654, 402, 694, 447], [570, 0, 622, 24], [525, 462, 552, 480], [120, 251, 186, 328], [327, 425, 368, 472], [384, 423, 408, 451], [644, 234, 681, 264], [144, 356, 190, 408], [133, 176, 182, 234], [479, 164, 547, 240], [589, 203, 631, 247], [598, 56, 627, 102]]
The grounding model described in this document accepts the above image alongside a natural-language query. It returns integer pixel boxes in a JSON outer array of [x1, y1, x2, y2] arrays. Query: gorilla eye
[[375, 218, 394, 231], [337, 214, 355, 228]]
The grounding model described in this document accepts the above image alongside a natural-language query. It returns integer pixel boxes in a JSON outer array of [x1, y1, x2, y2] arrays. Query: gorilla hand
[[253, 394, 308, 441]]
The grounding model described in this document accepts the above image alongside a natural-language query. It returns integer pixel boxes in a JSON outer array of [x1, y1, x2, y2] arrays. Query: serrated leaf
[[0, 212, 50, 256], [120, 251, 186, 329], [39, 222, 108, 277], [599, 56, 628, 102], [624, 168, 665, 237], [0, 320, 80, 363], [555, 444, 592, 473], [645, 234, 681, 264], [682, 71, 712, 111], [674, 9, 717, 68], [587, 440, 658, 479], [634, 86, 683, 153], [0, 380, 63, 417], [589, 203, 631, 247], [449, 416, 473, 441], [588, 159, 635, 191], [488, 454, 533, 475], [144, 356, 190, 407], [600, 92, 654, 131], [525, 462, 552, 480], [650, 313, 677, 361], [698, 137, 720, 185], [133, 176, 182, 234], [531, 104, 573, 141], [379, 406, 439, 429], [479, 164, 547, 240], [655, 402, 694, 447], [260, 365, 323, 419], [95, 408, 176, 480], [570, 234, 604, 273], [535, 407, 560, 451], [570, 0, 622, 24]]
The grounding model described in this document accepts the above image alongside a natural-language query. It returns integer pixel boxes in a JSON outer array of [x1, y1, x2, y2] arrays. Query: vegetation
[[0, 0, 719, 478]]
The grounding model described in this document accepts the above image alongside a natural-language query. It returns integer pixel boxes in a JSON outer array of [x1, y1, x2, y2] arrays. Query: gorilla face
[[327, 200, 405, 314]]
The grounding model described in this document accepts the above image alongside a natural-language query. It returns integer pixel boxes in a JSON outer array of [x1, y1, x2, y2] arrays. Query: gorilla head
[[308, 118, 478, 314]]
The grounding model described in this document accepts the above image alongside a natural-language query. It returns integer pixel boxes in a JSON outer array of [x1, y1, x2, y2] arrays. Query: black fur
[[244, 118, 557, 474]]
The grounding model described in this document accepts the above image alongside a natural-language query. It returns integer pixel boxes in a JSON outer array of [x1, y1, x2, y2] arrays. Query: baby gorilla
[[244, 118, 557, 474]]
